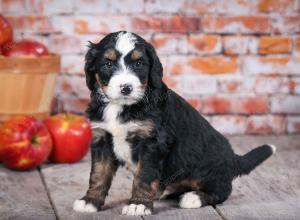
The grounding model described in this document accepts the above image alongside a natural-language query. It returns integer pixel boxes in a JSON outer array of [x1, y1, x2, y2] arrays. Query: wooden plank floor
[[0, 167, 55, 220], [0, 135, 299, 220]]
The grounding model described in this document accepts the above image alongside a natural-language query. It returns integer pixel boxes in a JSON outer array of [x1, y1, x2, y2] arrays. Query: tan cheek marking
[[95, 73, 108, 92], [131, 50, 143, 60], [95, 74, 101, 85], [104, 48, 117, 61]]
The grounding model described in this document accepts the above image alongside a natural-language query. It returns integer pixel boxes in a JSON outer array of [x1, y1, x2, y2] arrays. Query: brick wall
[[1, 0, 300, 135]]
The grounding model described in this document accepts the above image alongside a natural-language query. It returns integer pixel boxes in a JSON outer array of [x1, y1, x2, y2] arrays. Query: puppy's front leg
[[122, 154, 161, 216], [73, 132, 119, 212]]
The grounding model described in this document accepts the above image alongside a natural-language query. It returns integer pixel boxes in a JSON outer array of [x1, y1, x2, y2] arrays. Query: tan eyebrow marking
[[104, 48, 116, 60], [131, 49, 143, 60]]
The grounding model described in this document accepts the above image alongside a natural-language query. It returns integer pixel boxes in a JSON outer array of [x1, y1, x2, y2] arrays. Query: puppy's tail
[[235, 145, 276, 176]]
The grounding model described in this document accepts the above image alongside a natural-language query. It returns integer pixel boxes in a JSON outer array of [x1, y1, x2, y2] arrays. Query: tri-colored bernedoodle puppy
[[73, 31, 276, 216]]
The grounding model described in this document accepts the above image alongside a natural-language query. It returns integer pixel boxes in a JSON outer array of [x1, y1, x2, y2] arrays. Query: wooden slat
[[41, 161, 142, 220], [0, 165, 56, 220], [215, 136, 300, 220], [41, 160, 222, 220], [41, 135, 300, 219], [145, 200, 222, 220], [0, 55, 60, 74]]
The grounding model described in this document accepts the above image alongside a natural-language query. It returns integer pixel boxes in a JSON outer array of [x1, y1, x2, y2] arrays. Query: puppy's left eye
[[134, 60, 143, 68]]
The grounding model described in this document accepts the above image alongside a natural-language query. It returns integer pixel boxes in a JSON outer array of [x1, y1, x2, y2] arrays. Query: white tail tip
[[269, 145, 277, 154]]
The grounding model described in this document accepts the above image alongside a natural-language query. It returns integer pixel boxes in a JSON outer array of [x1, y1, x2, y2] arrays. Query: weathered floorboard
[[0, 165, 56, 220], [41, 161, 222, 220], [216, 136, 300, 220], [145, 200, 222, 220], [41, 135, 300, 220], [41, 161, 142, 220]]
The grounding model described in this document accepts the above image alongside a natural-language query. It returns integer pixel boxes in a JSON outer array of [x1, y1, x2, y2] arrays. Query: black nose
[[120, 84, 133, 95]]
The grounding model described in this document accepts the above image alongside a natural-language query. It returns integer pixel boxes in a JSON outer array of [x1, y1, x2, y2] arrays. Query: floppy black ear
[[85, 42, 99, 91], [147, 43, 163, 88]]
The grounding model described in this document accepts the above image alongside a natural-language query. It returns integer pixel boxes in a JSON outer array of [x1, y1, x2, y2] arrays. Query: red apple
[[0, 116, 52, 170], [0, 15, 13, 47], [44, 114, 92, 163], [2, 40, 49, 57]]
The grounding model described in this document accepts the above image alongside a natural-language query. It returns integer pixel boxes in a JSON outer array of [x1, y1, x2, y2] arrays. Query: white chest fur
[[91, 103, 136, 172]]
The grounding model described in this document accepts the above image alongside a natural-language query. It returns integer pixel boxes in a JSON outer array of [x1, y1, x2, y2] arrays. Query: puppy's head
[[85, 31, 163, 105]]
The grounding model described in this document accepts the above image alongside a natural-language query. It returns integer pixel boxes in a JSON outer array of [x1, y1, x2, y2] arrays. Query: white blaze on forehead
[[116, 32, 136, 56], [104, 32, 144, 105]]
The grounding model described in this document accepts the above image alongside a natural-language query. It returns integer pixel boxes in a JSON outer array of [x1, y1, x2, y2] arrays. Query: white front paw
[[122, 204, 152, 216], [73, 199, 97, 213]]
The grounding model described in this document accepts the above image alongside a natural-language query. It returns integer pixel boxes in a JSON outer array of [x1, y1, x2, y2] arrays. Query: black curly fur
[[79, 31, 274, 212]]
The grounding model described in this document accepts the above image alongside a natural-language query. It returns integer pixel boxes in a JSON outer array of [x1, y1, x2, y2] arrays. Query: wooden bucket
[[0, 55, 60, 122]]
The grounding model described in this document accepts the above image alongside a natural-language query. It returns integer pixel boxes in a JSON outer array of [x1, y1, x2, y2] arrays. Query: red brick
[[246, 115, 286, 134], [6, 16, 54, 33], [74, 0, 110, 13], [259, 36, 292, 54], [165, 16, 201, 32], [111, 0, 144, 13], [177, 76, 217, 95], [218, 75, 290, 95], [188, 34, 221, 54], [202, 96, 231, 114], [168, 56, 238, 76], [3, 0, 74, 15], [74, 16, 131, 34], [289, 77, 300, 94], [237, 97, 268, 114], [295, 37, 300, 53], [132, 16, 200, 33], [50, 16, 76, 33], [202, 15, 270, 34], [186, 98, 202, 111], [211, 116, 247, 135], [256, 0, 295, 12], [32, 0, 74, 15], [223, 36, 258, 55], [202, 96, 268, 114], [152, 34, 187, 55], [220, 1, 257, 14], [246, 76, 290, 94], [184, 0, 256, 14], [183, 0, 219, 14], [271, 15, 300, 33], [218, 79, 244, 93], [162, 75, 178, 90], [243, 56, 300, 75], [188, 56, 238, 74], [145, 0, 183, 13], [271, 95, 300, 114], [2, 0, 27, 14], [48, 34, 82, 54], [287, 116, 300, 133], [51, 16, 132, 34]]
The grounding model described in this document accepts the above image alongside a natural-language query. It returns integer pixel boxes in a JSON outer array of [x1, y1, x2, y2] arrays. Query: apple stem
[[31, 135, 38, 144]]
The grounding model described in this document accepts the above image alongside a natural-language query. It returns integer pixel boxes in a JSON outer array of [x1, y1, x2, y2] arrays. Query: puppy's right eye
[[104, 61, 113, 69]]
